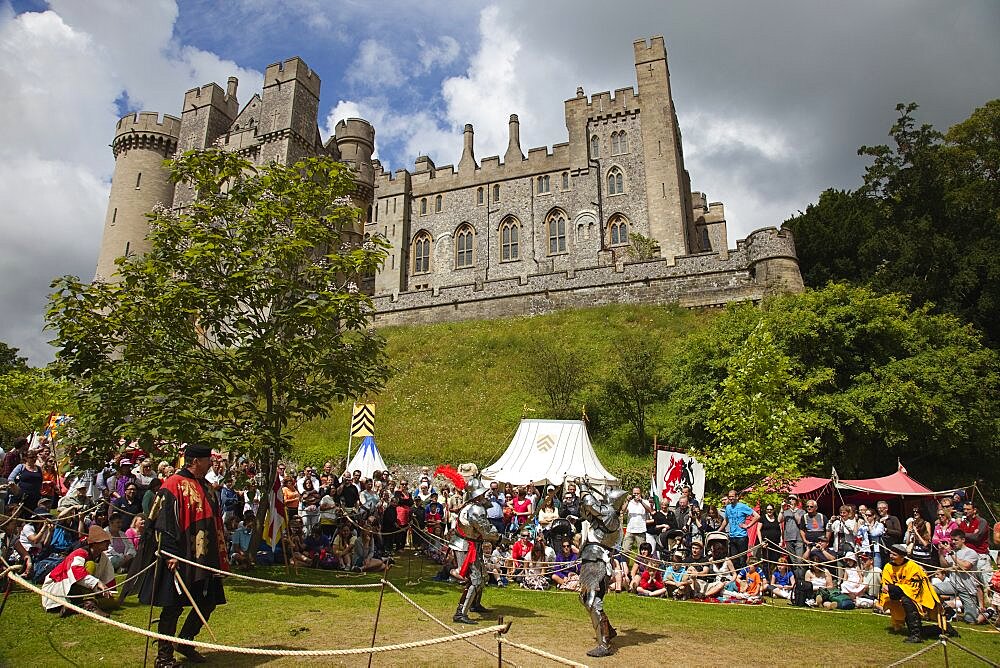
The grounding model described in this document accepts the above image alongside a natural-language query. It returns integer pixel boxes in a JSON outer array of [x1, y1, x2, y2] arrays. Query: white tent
[[346, 435, 387, 480], [482, 419, 618, 489]]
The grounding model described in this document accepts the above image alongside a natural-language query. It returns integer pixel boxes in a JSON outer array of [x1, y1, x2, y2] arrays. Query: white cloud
[[347, 39, 406, 88], [0, 2, 263, 364], [417, 36, 460, 72]]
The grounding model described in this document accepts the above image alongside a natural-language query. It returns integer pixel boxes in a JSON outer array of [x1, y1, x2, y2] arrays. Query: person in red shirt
[[41, 525, 114, 617], [509, 530, 533, 582], [957, 502, 991, 592], [637, 565, 667, 597]]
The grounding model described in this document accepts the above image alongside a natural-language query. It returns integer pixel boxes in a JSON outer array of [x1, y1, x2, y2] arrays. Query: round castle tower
[[333, 118, 375, 239], [94, 112, 180, 281]]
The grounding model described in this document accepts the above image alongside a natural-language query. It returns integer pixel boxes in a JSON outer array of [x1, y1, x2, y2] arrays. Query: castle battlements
[[263, 57, 320, 99]]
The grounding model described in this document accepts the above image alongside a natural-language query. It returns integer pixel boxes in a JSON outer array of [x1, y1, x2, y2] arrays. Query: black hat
[[184, 443, 213, 459]]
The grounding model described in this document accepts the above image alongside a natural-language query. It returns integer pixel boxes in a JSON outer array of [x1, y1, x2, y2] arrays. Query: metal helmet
[[608, 488, 630, 513], [464, 477, 489, 502]]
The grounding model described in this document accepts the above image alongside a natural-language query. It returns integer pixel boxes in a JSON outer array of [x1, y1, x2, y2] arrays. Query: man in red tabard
[[136, 443, 229, 667]]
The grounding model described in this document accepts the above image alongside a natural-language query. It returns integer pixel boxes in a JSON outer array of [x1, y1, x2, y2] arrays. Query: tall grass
[[293, 304, 711, 478]]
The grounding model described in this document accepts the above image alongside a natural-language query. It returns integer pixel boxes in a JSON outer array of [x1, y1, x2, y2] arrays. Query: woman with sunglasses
[[931, 508, 959, 566], [552, 540, 579, 590]]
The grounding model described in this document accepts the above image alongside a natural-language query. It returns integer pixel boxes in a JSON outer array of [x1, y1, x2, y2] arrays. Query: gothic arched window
[[590, 135, 600, 158], [546, 209, 567, 255], [435, 194, 443, 213], [413, 231, 431, 274], [455, 224, 475, 268], [607, 167, 624, 195], [500, 217, 520, 262], [608, 214, 629, 246]]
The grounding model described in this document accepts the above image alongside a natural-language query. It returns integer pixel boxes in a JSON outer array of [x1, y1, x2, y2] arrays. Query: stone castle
[[95, 36, 803, 324]]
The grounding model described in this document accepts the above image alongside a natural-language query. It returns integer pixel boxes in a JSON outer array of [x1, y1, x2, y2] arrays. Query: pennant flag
[[897, 459, 908, 475], [264, 470, 286, 548], [351, 403, 375, 437]]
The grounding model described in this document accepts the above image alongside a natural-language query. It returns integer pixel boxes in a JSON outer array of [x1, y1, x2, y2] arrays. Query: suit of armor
[[578, 483, 628, 657], [452, 479, 499, 624]]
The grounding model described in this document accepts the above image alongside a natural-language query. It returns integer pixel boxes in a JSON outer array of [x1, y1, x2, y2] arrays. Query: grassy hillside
[[293, 304, 712, 484]]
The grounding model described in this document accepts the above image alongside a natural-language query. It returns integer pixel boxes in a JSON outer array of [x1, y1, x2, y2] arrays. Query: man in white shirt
[[934, 530, 987, 624], [621, 487, 653, 567], [296, 466, 320, 494]]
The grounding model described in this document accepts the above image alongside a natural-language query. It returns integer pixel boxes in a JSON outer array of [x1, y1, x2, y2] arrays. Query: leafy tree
[[665, 284, 1000, 492], [627, 232, 660, 261], [0, 341, 28, 376], [784, 101, 1000, 346], [0, 368, 73, 447], [699, 322, 818, 496], [47, 149, 391, 543], [531, 347, 588, 418], [603, 339, 663, 450]]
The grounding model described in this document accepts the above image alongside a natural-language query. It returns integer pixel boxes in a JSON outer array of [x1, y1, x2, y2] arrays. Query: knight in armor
[[450, 477, 499, 624], [576, 479, 629, 657]]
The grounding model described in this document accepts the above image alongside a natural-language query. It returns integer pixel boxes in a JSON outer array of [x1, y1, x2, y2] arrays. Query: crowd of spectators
[[2, 432, 999, 630]]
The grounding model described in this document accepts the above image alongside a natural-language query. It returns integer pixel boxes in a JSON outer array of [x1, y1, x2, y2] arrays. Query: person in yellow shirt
[[879, 543, 951, 643]]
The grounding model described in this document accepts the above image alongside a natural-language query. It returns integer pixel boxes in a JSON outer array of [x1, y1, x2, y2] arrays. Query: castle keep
[[95, 36, 804, 323]]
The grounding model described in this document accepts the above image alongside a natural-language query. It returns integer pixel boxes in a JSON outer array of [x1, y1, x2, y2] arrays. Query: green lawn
[[293, 304, 709, 480], [1, 553, 997, 667]]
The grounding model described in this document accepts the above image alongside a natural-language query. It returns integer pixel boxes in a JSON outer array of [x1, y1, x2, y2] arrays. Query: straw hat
[[87, 525, 112, 544]]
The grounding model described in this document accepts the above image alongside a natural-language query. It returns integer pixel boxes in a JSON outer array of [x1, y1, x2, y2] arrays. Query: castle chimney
[[226, 77, 239, 100], [458, 123, 477, 172], [504, 114, 524, 163]]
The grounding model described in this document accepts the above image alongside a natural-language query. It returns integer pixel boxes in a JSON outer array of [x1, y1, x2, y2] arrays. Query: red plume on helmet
[[434, 465, 466, 491]]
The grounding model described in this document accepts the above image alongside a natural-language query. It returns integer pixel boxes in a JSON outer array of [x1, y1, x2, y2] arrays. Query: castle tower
[[633, 36, 693, 264], [259, 57, 322, 166], [334, 117, 376, 240], [94, 112, 180, 281]]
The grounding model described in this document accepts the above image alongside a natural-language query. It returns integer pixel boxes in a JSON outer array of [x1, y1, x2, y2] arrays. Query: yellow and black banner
[[351, 403, 375, 437]]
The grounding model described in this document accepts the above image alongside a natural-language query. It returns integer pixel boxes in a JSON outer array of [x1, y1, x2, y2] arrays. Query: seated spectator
[[629, 542, 655, 592], [683, 539, 711, 599], [521, 542, 549, 591], [230, 511, 255, 569], [285, 517, 312, 568], [735, 556, 766, 597], [702, 536, 736, 599], [796, 563, 834, 607], [41, 525, 115, 618], [105, 513, 136, 573], [18, 504, 54, 578], [610, 551, 628, 593], [934, 530, 987, 624], [537, 496, 560, 540], [509, 529, 534, 582], [354, 519, 389, 572], [331, 524, 357, 570], [807, 535, 839, 565], [552, 539, 579, 590], [932, 509, 959, 560], [484, 542, 510, 587], [141, 478, 161, 517], [768, 556, 796, 599], [663, 551, 689, 599], [125, 515, 144, 551], [838, 552, 871, 604], [111, 482, 143, 521], [637, 563, 667, 597]]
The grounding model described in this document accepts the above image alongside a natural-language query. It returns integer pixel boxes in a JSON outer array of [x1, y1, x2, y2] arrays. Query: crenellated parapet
[[112, 112, 180, 158]]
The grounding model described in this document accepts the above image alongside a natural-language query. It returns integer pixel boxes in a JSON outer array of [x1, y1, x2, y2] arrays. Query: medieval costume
[[134, 444, 229, 667], [577, 481, 629, 657], [438, 467, 498, 625], [41, 525, 114, 617], [879, 543, 948, 643]]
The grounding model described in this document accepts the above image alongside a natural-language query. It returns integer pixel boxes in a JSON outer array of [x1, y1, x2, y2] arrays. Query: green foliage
[[665, 283, 1000, 494], [700, 322, 818, 495], [0, 368, 74, 446], [0, 341, 28, 376], [784, 100, 1000, 346], [626, 232, 660, 261], [46, 149, 391, 478], [602, 339, 663, 451], [530, 347, 589, 419]]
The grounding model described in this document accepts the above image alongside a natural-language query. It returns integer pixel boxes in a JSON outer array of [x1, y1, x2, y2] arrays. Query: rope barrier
[[5, 569, 508, 657], [159, 550, 383, 589], [383, 579, 518, 668], [497, 637, 588, 667]]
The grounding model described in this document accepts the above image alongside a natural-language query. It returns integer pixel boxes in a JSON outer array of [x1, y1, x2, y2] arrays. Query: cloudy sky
[[1, 0, 997, 365]]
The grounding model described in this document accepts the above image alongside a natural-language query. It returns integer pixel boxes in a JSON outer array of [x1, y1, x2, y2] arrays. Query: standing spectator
[[132, 459, 156, 493], [7, 451, 43, 514], [671, 496, 692, 534], [109, 459, 134, 502], [857, 507, 886, 568], [932, 507, 959, 560], [485, 481, 506, 536], [536, 496, 560, 539], [1, 437, 28, 480], [561, 481, 581, 530], [721, 489, 758, 569], [906, 510, 933, 566], [826, 504, 858, 556], [758, 503, 782, 572], [877, 501, 903, 561], [957, 502, 991, 589], [281, 476, 300, 517], [105, 513, 136, 572], [219, 477, 242, 524], [381, 495, 402, 552], [299, 477, 320, 534], [701, 504, 724, 534], [781, 494, 806, 563], [509, 487, 533, 534], [296, 466, 319, 494], [621, 487, 653, 566], [798, 499, 827, 560]]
